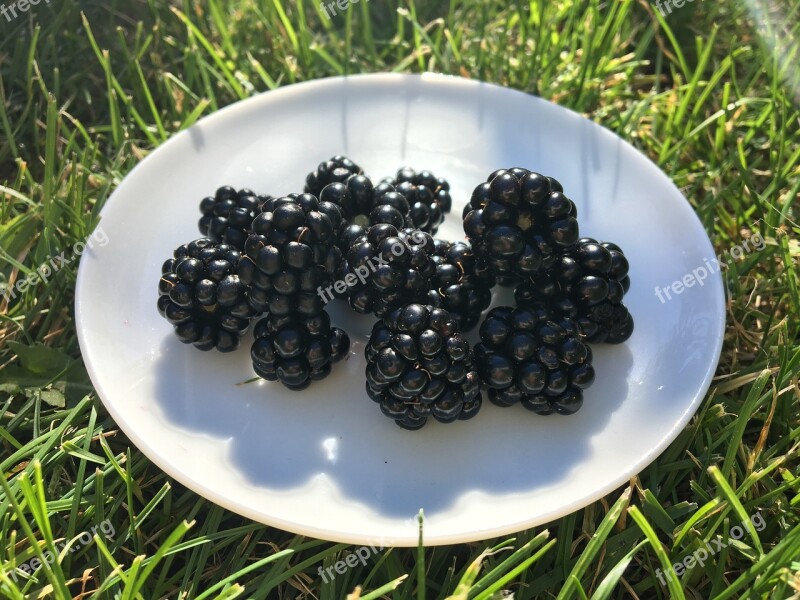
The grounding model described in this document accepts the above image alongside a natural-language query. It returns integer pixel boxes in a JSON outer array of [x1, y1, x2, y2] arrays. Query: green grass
[[1, 0, 799, 598]]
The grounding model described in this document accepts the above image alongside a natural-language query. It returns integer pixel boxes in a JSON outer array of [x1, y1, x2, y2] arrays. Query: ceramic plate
[[76, 73, 725, 546]]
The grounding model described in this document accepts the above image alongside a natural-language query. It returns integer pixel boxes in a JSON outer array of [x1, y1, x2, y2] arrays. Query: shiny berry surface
[[242, 195, 344, 317], [199, 187, 271, 251], [463, 168, 580, 285], [473, 305, 594, 416], [250, 310, 350, 389], [304, 155, 363, 197], [365, 304, 482, 429], [425, 240, 495, 331], [157, 239, 256, 352], [515, 237, 634, 344], [379, 167, 453, 235], [339, 226, 436, 317]]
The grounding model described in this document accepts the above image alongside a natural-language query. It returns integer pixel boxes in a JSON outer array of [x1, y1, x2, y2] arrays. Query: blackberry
[[380, 167, 452, 234], [365, 304, 482, 429], [320, 175, 414, 243], [427, 240, 495, 331], [198, 186, 271, 250], [338, 225, 436, 317], [515, 237, 634, 343], [239, 194, 344, 317], [250, 310, 350, 390], [157, 239, 256, 352], [305, 155, 363, 197], [473, 305, 595, 415], [463, 168, 579, 286]]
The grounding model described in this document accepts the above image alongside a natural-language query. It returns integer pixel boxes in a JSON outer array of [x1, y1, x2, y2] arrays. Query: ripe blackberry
[[305, 155, 363, 197], [427, 240, 495, 331], [198, 186, 272, 250], [157, 239, 256, 352], [365, 304, 482, 429], [473, 305, 595, 415], [337, 225, 436, 317], [250, 310, 350, 390], [380, 167, 453, 234], [320, 175, 414, 243], [515, 237, 634, 343], [239, 194, 344, 317], [463, 168, 579, 285]]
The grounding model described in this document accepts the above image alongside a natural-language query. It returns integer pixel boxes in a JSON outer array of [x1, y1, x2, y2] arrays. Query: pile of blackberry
[[157, 156, 635, 429], [251, 310, 350, 390], [157, 239, 256, 352], [463, 168, 634, 345], [160, 188, 352, 386], [365, 304, 482, 429], [473, 305, 595, 415], [235, 193, 353, 387], [458, 168, 634, 419]]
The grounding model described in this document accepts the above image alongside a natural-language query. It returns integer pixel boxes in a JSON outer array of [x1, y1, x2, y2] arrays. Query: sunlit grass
[[1, 0, 798, 598]]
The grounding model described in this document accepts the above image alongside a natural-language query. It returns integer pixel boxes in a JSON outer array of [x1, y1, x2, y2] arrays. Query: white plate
[[76, 73, 725, 546]]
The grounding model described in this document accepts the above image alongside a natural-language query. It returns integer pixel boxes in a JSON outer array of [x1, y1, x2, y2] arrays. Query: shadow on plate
[[150, 297, 634, 521]]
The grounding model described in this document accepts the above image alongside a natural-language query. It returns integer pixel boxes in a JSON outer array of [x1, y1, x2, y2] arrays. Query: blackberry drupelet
[[473, 305, 595, 415], [463, 168, 579, 285], [305, 155, 363, 197], [157, 238, 256, 352], [250, 310, 350, 390], [515, 237, 634, 343], [341, 225, 437, 317], [427, 240, 495, 331], [380, 167, 453, 234], [239, 194, 344, 318], [198, 186, 271, 250], [365, 304, 482, 429]]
